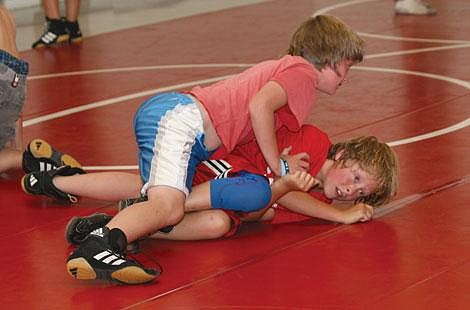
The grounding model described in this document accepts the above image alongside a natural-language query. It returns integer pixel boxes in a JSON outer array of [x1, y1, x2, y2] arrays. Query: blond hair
[[328, 136, 399, 206], [287, 15, 364, 70]]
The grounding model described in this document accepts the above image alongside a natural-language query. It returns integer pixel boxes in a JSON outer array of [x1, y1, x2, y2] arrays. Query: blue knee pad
[[210, 171, 272, 212]]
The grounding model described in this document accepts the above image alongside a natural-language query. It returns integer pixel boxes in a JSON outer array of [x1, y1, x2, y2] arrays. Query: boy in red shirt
[[64, 125, 397, 242], [25, 124, 397, 281]]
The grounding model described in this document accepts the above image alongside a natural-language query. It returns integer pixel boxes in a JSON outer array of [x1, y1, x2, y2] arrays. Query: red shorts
[[220, 206, 313, 238], [221, 210, 242, 238]]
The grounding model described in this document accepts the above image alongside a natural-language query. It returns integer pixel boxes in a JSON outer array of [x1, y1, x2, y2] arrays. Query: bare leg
[[0, 5, 24, 174], [184, 181, 211, 211], [0, 4, 19, 57], [0, 148, 22, 173], [107, 186, 185, 243], [41, 0, 61, 19], [151, 209, 231, 241], [65, 0, 81, 22], [53, 172, 142, 201]]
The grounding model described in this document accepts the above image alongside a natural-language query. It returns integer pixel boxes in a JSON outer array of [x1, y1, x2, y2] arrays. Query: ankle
[[64, 19, 81, 32], [46, 17, 66, 33], [108, 227, 128, 254]]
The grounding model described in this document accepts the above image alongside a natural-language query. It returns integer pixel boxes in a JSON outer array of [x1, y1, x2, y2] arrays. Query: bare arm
[[276, 191, 374, 224], [249, 81, 287, 176]]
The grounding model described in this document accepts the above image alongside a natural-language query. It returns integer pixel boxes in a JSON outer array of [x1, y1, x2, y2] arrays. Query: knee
[[238, 174, 271, 212], [167, 206, 184, 226], [155, 200, 184, 225], [148, 194, 185, 226], [204, 210, 232, 239]]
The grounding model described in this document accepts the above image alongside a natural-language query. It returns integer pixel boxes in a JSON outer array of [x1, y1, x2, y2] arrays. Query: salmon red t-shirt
[[190, 55, 317, 152]]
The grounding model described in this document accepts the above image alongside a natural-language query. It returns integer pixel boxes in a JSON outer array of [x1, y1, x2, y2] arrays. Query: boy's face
[[316, 59, 354, 95], [322, 161, 378, 202]]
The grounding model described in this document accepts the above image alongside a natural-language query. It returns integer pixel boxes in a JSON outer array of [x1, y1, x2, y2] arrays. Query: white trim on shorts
[[141, 102, 204, 196]]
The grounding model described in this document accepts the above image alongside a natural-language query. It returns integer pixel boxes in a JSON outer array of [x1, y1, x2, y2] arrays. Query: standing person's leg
[[65, 0, 80, 21], [64, 0, 82, 43], [0, 5, 19, 56], [32, 0, 68, 48], [0, 5, 29, 174], [41, 0, 61, 19]]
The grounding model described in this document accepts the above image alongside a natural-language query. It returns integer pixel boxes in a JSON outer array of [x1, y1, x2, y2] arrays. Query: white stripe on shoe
[[93, 250, 126, 266]]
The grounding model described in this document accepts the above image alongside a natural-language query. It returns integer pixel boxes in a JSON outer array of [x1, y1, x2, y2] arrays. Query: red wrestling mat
[[1, 0, 469, 308]]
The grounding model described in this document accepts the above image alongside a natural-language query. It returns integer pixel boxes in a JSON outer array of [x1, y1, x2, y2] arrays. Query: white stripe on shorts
[[144, 102, 204, 196]]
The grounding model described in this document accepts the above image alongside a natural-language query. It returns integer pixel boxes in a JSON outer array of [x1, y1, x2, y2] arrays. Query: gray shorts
[[0, 49, 28, 149]]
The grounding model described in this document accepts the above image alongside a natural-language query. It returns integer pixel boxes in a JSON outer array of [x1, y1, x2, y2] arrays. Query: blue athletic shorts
[[134, 92, 213, 196], [210, 171, 272, 212]]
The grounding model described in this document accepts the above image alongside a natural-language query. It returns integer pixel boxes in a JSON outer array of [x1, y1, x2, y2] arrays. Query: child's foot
[[65, 212, 143, 253], [22, 139, 81, 173], [65, 213, 113, 245], [395, 0, 437, 15], [65, 19, 83, 43], [21, 165, 85, 203], [31, 17, 69, 48], [66, 227, 159, 285]]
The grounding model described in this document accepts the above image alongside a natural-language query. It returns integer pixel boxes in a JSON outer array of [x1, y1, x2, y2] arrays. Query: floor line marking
[[313, 0, 379, 16], [387, 118, 470, 147], [365, 44, 470, 60], [23, 74, 235, 127], [359, 32, 470, 45], [26, 39, 470, 81], [374, 175, 470, 218], [27, 64, 251, 80]]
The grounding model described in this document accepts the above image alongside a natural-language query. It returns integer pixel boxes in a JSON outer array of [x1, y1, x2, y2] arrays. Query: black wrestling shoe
[[32, 17, 69, 48], [65, 19, 82, 43], [64, 212, 140, 253], [22, 138, 81, 173], [66, 227, 159, 285], [65, 213, 113, 245], [21, 165, 85, 203]]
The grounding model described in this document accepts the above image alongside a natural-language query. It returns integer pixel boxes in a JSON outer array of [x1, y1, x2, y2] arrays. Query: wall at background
[[5, 0, 39, 9]]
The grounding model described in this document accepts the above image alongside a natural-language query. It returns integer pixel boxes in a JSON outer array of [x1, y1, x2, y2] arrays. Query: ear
[[334, 149, 345, 161]]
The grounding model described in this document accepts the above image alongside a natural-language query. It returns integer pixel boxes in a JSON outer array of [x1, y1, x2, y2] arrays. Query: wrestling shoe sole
[[66, 257, 157, 284], [29, 139, 81, 168]]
